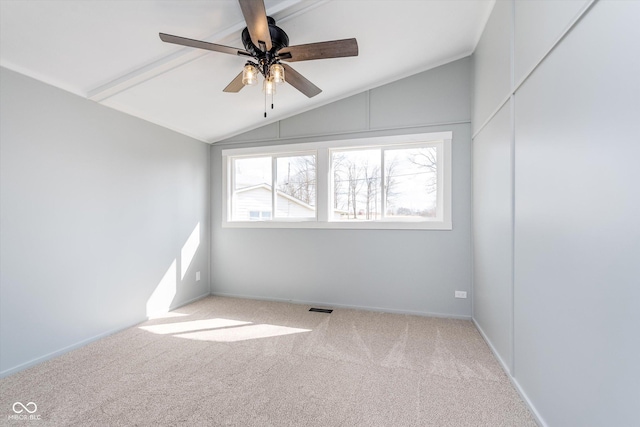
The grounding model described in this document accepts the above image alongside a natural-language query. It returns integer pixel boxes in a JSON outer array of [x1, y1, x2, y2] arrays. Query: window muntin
[[222, 132, 452, 230]]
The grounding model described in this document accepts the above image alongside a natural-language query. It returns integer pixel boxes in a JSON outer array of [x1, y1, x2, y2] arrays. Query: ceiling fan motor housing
[[241, 17, 289, 58]]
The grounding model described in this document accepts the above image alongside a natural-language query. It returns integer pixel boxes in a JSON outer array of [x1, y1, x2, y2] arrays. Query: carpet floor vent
[[309, 308, 333, 314]]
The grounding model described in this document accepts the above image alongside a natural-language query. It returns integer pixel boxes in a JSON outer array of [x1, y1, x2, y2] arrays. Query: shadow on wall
[[146, 222, 200, 318]]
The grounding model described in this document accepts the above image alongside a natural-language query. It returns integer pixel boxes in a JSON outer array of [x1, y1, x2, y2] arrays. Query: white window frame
[[222, 131, 452, 230]]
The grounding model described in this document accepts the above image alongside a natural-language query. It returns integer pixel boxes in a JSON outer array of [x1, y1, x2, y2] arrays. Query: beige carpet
[[1, 297, 536, 426]]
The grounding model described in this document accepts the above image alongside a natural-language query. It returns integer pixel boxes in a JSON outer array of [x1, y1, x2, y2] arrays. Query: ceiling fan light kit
[[242, 64, 258, 86], [263, 77, 276, 95], [270, 63, 285, 84], [159, 0, 358, 117]]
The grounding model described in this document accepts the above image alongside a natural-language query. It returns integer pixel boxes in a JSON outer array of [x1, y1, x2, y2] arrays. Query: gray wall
[[0, 67, 211, 376], [472, 100, 513, 371], [472, 1, 640, 426], [212, 58, 472, 318]]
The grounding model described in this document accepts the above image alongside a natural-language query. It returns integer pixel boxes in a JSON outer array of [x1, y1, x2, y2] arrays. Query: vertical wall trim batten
[[509, 0, 516, 378], [509, 94, 516, 377], [209, 144, 213, 295], [365, 90, 371, 130]]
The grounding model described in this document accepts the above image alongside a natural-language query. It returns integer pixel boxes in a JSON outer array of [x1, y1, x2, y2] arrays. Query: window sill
[[221, 220, 452, 230]]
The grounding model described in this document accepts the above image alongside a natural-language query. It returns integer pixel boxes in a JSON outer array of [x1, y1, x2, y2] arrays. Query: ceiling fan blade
[[238, 0, 272, 52], [223, 71, 245, 93], [282, 64, 321, 98], [278, 38, 358, 62], [159, 33, 250, 57]]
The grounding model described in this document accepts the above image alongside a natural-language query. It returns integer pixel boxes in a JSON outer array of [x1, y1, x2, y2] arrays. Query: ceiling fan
[[159, 0, 358, 116]]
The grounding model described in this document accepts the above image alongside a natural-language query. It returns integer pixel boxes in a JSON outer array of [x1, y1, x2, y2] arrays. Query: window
[[229, 153, 317, 222], [331, 146, 439, 221], [222, 132, 452, 230]]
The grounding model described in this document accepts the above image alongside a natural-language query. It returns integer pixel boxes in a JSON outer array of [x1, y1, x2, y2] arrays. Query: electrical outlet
[[455, 291, 467, 299], [196, 271, 201, 281]]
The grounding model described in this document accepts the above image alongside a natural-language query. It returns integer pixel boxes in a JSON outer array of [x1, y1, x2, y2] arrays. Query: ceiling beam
[[87, 0, 327, 103]]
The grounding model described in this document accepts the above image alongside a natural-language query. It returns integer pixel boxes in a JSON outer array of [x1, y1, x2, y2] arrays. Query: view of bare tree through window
[[332, 149, 381, 220], [276, 155, 316, 218], [332, 146, 437, 220], [276, 155, 316, 206], [386, 147, 437, 218]]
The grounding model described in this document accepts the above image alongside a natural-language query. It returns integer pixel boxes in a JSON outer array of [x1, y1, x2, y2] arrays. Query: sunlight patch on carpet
[[175, 324, 311, 342], [140, 318, 251, 335]]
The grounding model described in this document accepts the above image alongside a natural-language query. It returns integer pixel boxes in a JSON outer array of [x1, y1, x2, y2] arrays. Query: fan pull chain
[[264, 90, 267, 118]]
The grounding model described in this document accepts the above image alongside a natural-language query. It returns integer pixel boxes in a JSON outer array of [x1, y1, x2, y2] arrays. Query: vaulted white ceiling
[[0, 0, 494, 143]]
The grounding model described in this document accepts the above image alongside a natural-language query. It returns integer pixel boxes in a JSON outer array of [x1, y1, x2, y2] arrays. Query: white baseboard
[[472, 318, 548, 427], [210, 291, 472, 320], [0, 292, 210, 378]]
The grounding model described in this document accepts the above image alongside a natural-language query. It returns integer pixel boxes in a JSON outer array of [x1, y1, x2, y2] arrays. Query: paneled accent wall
[[472, 1, 640, 425]]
